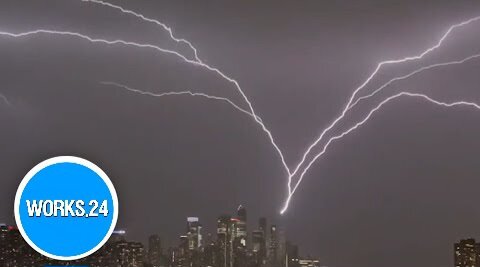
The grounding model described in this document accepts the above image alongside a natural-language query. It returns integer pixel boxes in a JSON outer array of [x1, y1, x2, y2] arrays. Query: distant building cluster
[[0, 224, 145, 267], [164, 206, 318, 267], [0, 206, 319, 267], [455, 238, 480, 267]]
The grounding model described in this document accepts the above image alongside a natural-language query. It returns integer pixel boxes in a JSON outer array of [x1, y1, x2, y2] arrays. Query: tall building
[[277, 227, 286, 266], [455, 238, 480, 267], [258, 217, 268, 262], [110, 229, 127, 243], [86, 231, 144, 267], [187, 217, 203, 251], [183, 217, 203, 267], [252, 230, 264, 253], [268, 224, 286, 267], [175, 235, 189, 266], [232, 206, 248, 267], [111, 241, 145, 267], [269, 225, 278, 266], [216, 209, 249, 267], [217, 215, 232, 267], [80, 229, 128, 267], [252, 230, 266, 266], [236, 205, 247, 239], [148, 234, 162, 267]]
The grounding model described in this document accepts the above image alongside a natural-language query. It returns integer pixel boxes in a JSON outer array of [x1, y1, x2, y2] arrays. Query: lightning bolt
[[0, 30, 194, 62], [349, 53, 480, 111], [75, 0, 294, 185], [82, 0, 480, 201], [281, 52, 480, 211], [75, 0, 480, 210], [280, 92, 480, 213], [79, 0, 202, 62], [1, 1, 479, 214], [283, 15, 480, 212], [100, 81, 261, 121], [0, 28, 291, 178]]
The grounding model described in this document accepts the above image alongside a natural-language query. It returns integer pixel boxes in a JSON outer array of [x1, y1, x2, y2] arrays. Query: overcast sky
[[1, 1, 480, 267]]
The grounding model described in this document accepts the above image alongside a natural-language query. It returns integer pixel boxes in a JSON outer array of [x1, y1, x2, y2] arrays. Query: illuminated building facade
[[187, 217, 203, 251]]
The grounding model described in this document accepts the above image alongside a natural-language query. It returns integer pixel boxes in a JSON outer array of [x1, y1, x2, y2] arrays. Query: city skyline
[[1, 206, 320, 267], [4, 212, 480, 267]]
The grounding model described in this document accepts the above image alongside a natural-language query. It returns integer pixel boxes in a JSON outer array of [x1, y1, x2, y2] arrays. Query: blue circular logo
[[14, 156, 119, 261]]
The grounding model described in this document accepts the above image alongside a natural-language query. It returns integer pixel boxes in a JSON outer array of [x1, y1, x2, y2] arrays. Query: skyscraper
[[112, 241, 144, 267], [252, 230, 264, 253], [235, 205, 247, 240], [252, 229, 265, 266], [277, 227, 286, 266], [184, 217, 203, 267], [187, 217, 203, 251], [268, 224, 286, 267], [269, 225, 278, 267], [229, 206, 248, 267], [148, 234, 162, 267], [217, 215, 232, 267], [258, 217, 268, 262]]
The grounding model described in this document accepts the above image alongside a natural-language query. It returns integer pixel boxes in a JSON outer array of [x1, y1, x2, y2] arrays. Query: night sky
[[1, 1, 480, 267]]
